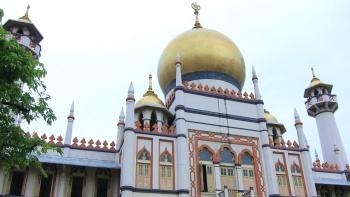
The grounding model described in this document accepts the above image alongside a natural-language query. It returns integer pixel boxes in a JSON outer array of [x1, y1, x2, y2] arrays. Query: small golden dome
[[309, 68, 322, 87], [136, 74, 165, 106], [157, 27, 245, 94], [264, 109, 278, 122]]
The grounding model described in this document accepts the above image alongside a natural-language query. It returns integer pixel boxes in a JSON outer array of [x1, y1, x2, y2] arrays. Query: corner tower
[[3, 5, 43, 60], [304, 68, 348, 168]]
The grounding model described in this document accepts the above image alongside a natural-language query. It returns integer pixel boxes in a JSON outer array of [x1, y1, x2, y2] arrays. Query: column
[[214, 163, 221, 195], [236, 165, 243, 190]]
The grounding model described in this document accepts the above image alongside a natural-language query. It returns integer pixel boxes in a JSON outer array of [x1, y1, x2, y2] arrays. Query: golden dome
[[157, 27, 245, 94], [136, 74, 165, 106], [309, 68, 322, 87], [264, 109, 278, 122]]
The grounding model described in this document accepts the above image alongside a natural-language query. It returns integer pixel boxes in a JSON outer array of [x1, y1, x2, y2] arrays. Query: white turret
[[294, 108, 317, 196], [120, 82, 136, 197], [304, 68, 348, 166], [116, 107, 125, 152], [252, 67, 279, 195], [64, 101, 75, 145], [174, 53, 190, 197]]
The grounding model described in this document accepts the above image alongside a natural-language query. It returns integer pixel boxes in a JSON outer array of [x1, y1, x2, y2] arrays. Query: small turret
[[3, 5, 43, 59]]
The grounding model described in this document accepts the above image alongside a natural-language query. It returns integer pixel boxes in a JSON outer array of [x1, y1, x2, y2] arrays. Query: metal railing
[[219, 186, 254, 197]]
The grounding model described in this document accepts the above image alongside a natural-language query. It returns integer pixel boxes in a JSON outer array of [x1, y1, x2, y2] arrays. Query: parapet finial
[[128, 81, 134, 96], [191, 2, 202, 28], [294, 108, 300, 121], [119, 107, 125, 120], [315, 149, 320, 162]]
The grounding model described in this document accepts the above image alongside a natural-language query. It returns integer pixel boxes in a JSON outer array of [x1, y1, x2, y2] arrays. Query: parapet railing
[[219, 186, 254, 197]]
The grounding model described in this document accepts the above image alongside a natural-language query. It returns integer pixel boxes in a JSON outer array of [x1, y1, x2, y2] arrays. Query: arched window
[[219, 148, 236, 190], [199, 148, 215, 193], [273, 128, 278, 144], [5, 169, 27, 196], [136, 149, 151, 188], [150, 111, 157, 131], [95, 168, 111, 197], [291, 164, 305, 197], [138, 113, 144, 130], [67, 166, 87, 197], [159, 151, 173, 190], [319, 185, 330, 197], [275, 162, 288, 196], [334, 186, 344, 197], [35, 164, 56, 197], [241, 152, 256, 191]]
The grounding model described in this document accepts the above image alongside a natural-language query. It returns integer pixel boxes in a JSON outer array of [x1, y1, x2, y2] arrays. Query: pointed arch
[[159, 148, 173, 163], [137, 146, 152, 161], [275, 160, 285, 172], [291, 162, 301, 173]]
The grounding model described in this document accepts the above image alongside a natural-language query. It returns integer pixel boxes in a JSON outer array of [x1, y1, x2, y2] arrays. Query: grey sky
[[2, 1, 350, 163]]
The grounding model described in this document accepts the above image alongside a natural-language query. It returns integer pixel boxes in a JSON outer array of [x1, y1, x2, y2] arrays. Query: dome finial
[[311, 67, 316, 78], [19, 5, 32, 22], [148, 74, 153, 91], [191, 2, 202, 28]]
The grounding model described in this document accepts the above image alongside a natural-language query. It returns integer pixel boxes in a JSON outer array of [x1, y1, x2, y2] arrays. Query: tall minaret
[[3, 5, 43, 60], [3, 6, 44, 125], [304, 68, 348, 166]]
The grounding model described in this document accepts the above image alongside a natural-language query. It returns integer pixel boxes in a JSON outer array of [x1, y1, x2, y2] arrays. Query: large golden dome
[[157, 27, 245, 94]]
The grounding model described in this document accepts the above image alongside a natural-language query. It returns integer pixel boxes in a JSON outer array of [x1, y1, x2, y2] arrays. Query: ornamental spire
[[148, 74, 153, 91], [191, 2, 202, 28], [19, 5, 32, 22]]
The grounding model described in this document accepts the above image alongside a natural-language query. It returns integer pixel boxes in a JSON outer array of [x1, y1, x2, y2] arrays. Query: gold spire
[[148, 74, 153, 91], [309, 68, 322, 87], [19, 5, 32, 22], [191, 2, 202, 28], [135, 74, 165, 106]]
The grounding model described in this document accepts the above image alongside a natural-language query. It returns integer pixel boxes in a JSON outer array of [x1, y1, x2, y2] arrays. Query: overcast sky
[[2, 1, 350, 163]]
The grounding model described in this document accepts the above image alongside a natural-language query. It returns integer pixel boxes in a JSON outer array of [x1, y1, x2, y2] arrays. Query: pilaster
[[214, 163, 221, 195], [236, 164, 243, 190]]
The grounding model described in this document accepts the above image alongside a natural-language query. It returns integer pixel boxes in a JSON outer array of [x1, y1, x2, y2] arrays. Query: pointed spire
[[191, 2, 202, 28], [128, 81, 134, 96], [311, 68, 316, 78], [119, 107, 125, 121], [294, 108, 303, 126], [315, 149, 320, 162], [67, 101, 75, 119], [19, 5, 32, 22], [294, 108, 300, 121], [148, 74, 153, 91], [176, 51, 181, 63], [252, 66, 258, 80]]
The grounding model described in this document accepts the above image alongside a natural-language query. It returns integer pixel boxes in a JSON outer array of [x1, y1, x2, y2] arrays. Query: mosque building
[[1, 3, 350, 197]]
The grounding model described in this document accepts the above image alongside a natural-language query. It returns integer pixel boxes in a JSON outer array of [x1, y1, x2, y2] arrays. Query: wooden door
[[293, 176, 305, 196], [206, 165, 215, 193], [277, 174, 289, 196]]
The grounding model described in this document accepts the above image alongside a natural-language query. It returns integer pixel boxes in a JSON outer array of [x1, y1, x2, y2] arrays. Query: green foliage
[[0, 8, 62, 177]]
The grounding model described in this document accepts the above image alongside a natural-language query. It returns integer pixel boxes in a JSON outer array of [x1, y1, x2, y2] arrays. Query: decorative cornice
[[120, 186, 189, 194]]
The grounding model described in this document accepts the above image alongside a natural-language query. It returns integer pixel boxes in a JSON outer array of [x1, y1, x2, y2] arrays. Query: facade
[[1, 4, 350, 197]]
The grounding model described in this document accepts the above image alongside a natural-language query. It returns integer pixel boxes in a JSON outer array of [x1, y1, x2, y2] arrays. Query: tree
[[0, 8, 62, 176]]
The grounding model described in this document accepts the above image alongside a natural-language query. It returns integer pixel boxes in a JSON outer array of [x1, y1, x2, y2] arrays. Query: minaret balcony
[[305, 94, 338, 116], [12, 33, 41, 58]]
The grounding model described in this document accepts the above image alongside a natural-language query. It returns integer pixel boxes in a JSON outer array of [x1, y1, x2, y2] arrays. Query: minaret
[[294, 108, 317, 196], [174, 52, 190, 197], [64, 101, 75, 156], [252, 67, 279, 195], [304, 68, 348, 166], [120, 82, 136, 197], [3, 5, 43, 59], [116, 108, 125, 152]]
